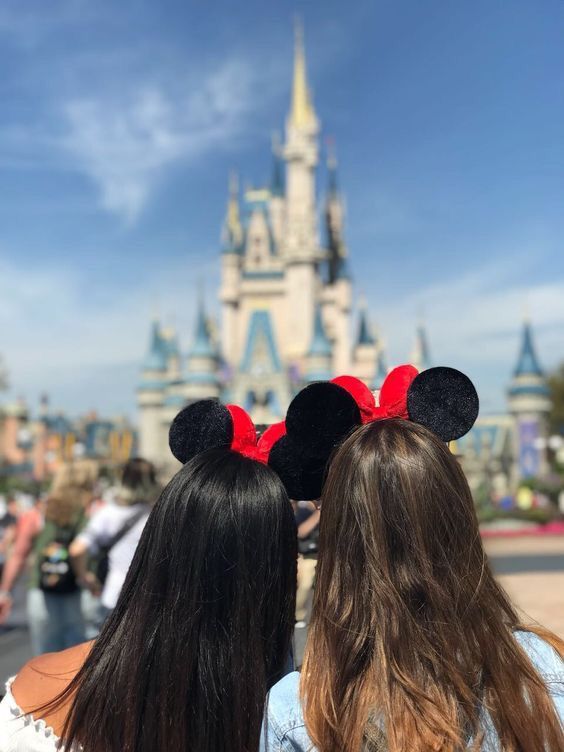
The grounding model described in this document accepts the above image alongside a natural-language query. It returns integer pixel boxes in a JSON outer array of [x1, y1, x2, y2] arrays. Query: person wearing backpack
[[28, 487, 87, 655], [69, 458, 159, 627]]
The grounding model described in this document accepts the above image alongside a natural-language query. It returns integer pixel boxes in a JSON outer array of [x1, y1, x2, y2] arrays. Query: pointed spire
[[371, 348, 388, 390], [271, 132, 284, 197], [356, 299, 375, 347], [222, 171, 243, 253], [289, 17, 316, 130], [308, 305, 333, 357], [143, 319, 167, 372], [327, 138, 338, 197], [514, 319, 543, 377], [189, 289, 213, 358], [411, 322, 430, 371]]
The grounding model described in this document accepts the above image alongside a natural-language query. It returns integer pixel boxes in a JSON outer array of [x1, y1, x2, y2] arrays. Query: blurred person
[[30, 487, 87, 654], [293, 500, 320, 629], [262, 419, 564, 752], [0, 495, 45, 630], [0, 447, 297, 752], [0, 496, 19, 579], [69, 457, 159, 627]]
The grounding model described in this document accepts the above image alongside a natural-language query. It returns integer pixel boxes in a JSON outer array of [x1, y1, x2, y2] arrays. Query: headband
[[275, 365, 479, 498], [168, 400, 290, 468]]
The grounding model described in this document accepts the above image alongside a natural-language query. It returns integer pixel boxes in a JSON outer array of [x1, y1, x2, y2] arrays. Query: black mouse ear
[[168, 399, 233, 464], [285, 381, 362, 456], [268, 434, 327, 501], [406, 366, 479, 442]]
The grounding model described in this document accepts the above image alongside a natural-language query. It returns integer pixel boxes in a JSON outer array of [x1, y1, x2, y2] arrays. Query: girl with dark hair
[[263, 383, 564, 751], [0, 401, 297, 752]]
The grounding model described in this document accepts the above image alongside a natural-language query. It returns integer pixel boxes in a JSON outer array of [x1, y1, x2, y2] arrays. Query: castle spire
[[289, 18, 316, 130], [514, 319, 543, 377], [356, 298, 375, 346], [411, 321, 430, 371], [221, 171, 243, 253], [327, 139, 338, 197], [271, 132, 284, 197]]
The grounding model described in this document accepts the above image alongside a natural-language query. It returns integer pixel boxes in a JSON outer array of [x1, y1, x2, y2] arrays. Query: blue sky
[[1, 0, 564, 418]]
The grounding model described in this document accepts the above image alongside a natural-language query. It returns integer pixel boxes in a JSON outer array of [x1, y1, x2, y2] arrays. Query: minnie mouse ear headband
[[168, 399, 290, 467], [273, 366, 479, 499]]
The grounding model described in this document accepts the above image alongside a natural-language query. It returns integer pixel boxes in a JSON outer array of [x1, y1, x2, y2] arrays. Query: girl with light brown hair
[[262, 368, 564, 752]]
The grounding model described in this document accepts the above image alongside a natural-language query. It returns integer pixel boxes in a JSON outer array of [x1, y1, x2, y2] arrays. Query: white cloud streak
[[62, 60, 255, 223]]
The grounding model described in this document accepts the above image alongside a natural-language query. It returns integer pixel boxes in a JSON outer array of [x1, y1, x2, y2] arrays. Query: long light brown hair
[[45, 485, 87, 528], [301, 419, 564, 752]]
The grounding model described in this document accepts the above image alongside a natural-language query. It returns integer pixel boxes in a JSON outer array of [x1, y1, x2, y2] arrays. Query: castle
[[137, 27, 553, 490], [137, 25, 420, 469]]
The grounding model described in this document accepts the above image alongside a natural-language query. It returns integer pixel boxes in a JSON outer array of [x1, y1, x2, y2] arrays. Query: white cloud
[[62, 60, 255, 223]]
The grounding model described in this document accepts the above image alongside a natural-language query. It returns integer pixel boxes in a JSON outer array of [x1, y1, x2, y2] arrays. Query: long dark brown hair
[[301, 419, 564, 752], [43, 448, 297, 752]]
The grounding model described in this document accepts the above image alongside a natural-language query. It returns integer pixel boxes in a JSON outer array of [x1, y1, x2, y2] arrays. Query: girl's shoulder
[[262, 672, 311, 750], [514, 629, 564, 683], [10, 641, 93, 738]]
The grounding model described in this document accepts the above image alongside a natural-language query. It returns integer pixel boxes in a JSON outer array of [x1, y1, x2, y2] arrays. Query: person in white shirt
[[69, 458, 159, 623]]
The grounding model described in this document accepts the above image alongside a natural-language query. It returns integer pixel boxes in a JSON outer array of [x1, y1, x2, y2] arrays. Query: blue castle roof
[[371, 350, 388, 390], [188, 302, 217, 360], [514, 321, 544, 377], [240, 309, 282, 373], [143, 320, 168, 372], [308, 305, 332, 358], [356, 307, 375, 347]]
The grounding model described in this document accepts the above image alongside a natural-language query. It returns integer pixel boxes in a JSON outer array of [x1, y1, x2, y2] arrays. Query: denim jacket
[[260, 631, 564, 751]]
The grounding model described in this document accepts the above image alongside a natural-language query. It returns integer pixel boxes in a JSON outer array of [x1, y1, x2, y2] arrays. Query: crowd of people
[[0, 458, 161, 654], [0, 366, 561, 751]]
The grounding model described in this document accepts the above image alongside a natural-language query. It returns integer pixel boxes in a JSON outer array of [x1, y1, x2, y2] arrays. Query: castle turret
[[507, 318, 551, 481], [185, 297, 221, 400], [161, 326, 181, 382], [283, 20, 320, 358], [325, 145, 349, 284], [269, 133, 285, 246], [371, 348, 388, 393], [305, 305, 333, 383], [220, 173, 243, 366], [137, 319, 168, 464], [352, 301, 378, 384], [411, 323, 431, 371]]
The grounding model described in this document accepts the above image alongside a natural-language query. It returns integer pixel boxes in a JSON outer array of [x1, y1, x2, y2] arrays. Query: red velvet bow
[[371, 364, 419, 420], [225, 404, 266, 463], [331, 375, 376, 424]]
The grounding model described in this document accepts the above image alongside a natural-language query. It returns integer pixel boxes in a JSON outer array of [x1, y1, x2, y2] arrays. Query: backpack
[[38, 523, 79, 594], [93, 506, 148, 586]]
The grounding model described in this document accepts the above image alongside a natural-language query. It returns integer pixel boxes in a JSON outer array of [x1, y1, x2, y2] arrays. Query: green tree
[[548, 363, 564, 435]]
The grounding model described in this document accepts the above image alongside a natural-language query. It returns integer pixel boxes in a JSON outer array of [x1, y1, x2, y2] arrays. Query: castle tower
[[507, 318, 551, 481], [352, 300, 378, 384], [371, 348, 388, 393], [269, 133, 285, 245], [322, 145, 352, 374], [220, 173, 243, 366], [283, 20, 321, 358], [305, 305, 333, 383], [137, 319, 168, 464], [411, 323, 431, 371], [185, 296, 221, 401]]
